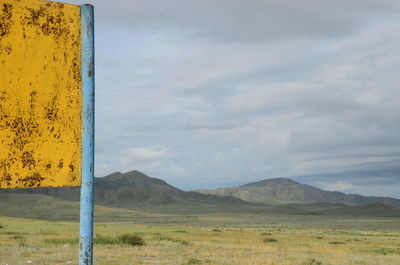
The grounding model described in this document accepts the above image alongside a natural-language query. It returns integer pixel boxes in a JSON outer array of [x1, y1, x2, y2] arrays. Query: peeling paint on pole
[[0, 0, 82, 189]]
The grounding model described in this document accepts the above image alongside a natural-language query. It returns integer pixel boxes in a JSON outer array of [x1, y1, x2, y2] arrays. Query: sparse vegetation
[[328, 241, 346, 245], [0, 217, 400, 265], [94, 233, 146, 246], [1, 231, 26, 235], [302, 259, 323, 265], [43, 234, 145, 246], [174, 230, 188, 233], [118, 233, 145, 246], [11, 234, 25, 240], [363, 248, 400, 255], [182, 258, 202, 265], [94, 234, 121, 245], [44, 237, 79, 245], [152, 235, 190, 245], [263, 237, 278, 242]]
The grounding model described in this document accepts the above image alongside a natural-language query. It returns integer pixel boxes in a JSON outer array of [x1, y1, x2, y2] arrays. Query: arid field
[[1, 216, 399, 265]]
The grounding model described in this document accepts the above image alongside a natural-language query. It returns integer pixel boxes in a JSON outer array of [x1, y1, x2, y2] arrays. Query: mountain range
[[1, 170, 400, 219], [195, 177, 400, 206], [2, 170, 246, 206]]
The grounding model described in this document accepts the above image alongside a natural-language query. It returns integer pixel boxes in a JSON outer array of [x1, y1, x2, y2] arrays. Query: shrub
[[261, 232, 272, 236], [176, 239, 191, 246], [44, 234, 145, 246], [153, 235, 174, 241], [94, 235, 119, 245], [212, 229, 222, 232], [182, 258, 201, 265], [362, 248, 400, 255], [263, 237, 278, 243], [0, 223, 4, 229], [118, 233, 145, 246], [328, 241, 346, 245], [302, 258, 322, 265]]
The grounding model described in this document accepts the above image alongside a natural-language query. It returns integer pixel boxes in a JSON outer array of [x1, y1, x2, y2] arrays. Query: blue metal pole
[[80, 4, 95, 265]]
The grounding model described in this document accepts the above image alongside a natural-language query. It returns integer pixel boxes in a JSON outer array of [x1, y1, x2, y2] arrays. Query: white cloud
[[116, 146, 187, 180], [120, 146, 173, 163], [318, 181, 354, 192], [60, 0, 400, 194], [63, 0, 400, 42]]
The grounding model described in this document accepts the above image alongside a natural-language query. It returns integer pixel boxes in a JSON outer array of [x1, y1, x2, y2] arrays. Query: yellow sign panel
[[0, 0, 82, 188]]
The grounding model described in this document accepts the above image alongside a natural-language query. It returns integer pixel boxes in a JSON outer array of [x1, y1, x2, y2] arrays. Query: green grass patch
[[182, 258, 201, 265], [38, 231, 59, 235], [44, 234, 145, 246], [362, 248, 400, 255], [94, 235, 122, 245], [11, 235, 25, 240], [44, 238, 79, 245], [0, 231, 27, 235], [174, 230, 188, 233], [152, 235, 175, 241], [118, 233, 146, 246], [261, 232, 272, 236], [328, 241, 346, 245], [94, 234, 145, 246], [263, 237, 278, 243], [152, 235, 191, 245]]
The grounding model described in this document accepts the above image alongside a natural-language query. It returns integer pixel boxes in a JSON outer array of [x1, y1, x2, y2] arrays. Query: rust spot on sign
[[21, 172, 44, 187], [0, 3, 13, 37], [21, 151, 36, 169], [0, 0, 82, 189]]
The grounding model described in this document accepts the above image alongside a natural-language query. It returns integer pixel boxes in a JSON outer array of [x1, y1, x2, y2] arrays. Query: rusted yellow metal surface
[[0, 0, 82, 188]]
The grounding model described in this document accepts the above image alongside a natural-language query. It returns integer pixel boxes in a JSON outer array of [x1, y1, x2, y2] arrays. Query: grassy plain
[[1, 215, 400, 265]]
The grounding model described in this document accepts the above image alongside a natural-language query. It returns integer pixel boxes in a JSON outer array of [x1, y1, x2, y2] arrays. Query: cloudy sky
[[63, 0, 400, 198]]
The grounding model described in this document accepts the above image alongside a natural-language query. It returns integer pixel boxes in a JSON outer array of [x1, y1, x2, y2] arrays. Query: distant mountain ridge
[[94, 170, 248, 205], [195, 178, 400, 206], [2, 171, 399, 207], [2, 170, 246, 206], [1, 170, 400, 220]]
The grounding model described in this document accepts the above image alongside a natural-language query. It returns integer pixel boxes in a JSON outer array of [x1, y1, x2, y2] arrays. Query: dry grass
[[0, 217, 399, 265]]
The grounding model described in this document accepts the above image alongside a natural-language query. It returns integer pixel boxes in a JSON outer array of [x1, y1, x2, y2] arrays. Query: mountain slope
[[0, 192, 165, 221], [2, 172, 400, 219], [195, 178, 400, 206], [1, 170, 246, 206], [2, 172, 400, 209]]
